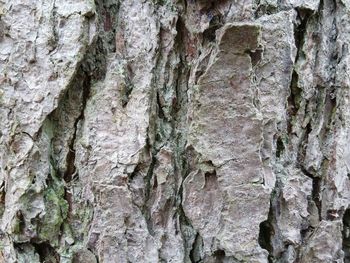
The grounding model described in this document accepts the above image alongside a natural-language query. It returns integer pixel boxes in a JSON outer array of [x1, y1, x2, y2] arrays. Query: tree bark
[[0, 0, 350, 262]]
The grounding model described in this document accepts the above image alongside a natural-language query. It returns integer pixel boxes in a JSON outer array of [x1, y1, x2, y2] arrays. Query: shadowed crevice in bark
[[45, 34, 108, 215], [294, 7, 313, 54], [177, 161, 200, 261], [189, 232, 203, 263], [202, 11, 223, 44], [33, 242, 60, 263], [13, 241, 60, 263], [275, 136, 285, 159], [258, 199, 275, 263], [254, 0, 279, 18], [287, 71, 302, 134], [311, 177, 322, 221], [246, 48, 263, 68], [286, 7, 312, 134], [173, 15, 204, 262], [299, 165, 322, 222], [142, 153, 158, 236], [343, 209, 350, 263], [63, 70, 91, 183]]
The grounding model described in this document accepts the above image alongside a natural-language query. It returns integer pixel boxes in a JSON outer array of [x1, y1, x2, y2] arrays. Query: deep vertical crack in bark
[[258, 202, 274, 263], [64, 70, 91, 183], [343, 209, 350, 262]]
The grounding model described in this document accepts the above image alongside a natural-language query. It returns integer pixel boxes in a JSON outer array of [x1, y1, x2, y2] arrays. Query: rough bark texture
[[1, 0, 350, 262]]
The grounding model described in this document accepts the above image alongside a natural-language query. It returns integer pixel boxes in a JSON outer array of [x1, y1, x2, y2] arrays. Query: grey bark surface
[[0, 0, 350, 262]]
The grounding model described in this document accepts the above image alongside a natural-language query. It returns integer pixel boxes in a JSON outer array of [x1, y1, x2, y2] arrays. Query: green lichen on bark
[[38, 168, 68, 244]]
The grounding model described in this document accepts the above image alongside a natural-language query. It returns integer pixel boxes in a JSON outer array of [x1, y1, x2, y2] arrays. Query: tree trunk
[[1, 0, 350, 262]]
